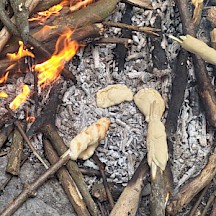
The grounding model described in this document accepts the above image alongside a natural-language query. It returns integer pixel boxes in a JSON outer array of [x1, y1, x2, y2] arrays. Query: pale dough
[[69, 117, 111, 160], [134, 88, 165, 122], [96, 84, 133, 108]]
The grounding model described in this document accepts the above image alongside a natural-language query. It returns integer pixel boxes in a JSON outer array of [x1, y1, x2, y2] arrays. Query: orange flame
[[0, 91, 8, 98], [70, 0, 94, 12], [35, 28, 79, 88], [0, 72, 9, 84], [29, 4, 63, 24], [26, 116, 36, 123], [9, 85, 31, 110], [7, 41, 35, 61]]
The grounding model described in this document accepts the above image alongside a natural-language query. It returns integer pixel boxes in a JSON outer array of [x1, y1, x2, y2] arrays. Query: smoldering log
[[44, 139, 91, 216], [6, 128, 23, 175]]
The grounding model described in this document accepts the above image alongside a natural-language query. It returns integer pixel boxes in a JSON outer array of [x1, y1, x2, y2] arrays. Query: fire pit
[[0, 0, 216, 215]]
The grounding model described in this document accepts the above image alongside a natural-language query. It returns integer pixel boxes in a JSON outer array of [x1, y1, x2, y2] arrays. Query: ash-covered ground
[[0, 0, 215, 215]]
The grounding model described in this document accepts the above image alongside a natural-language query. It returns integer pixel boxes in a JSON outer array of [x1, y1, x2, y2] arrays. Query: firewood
[[166, 147, 216, 215], [92, 154, 115, 209], [44, 139, 91, 216], [27, 83, 99, 216], [0, 117, 110, 216], [6, 128, 23, 175], [110, 157, 149, 216], [0, 0, 41, 53], [0, 125, 13, 149], [9, 0, 29, 42]]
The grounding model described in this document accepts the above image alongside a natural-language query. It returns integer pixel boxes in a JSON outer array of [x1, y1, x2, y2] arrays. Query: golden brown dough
[[68, 117, 111, 160]]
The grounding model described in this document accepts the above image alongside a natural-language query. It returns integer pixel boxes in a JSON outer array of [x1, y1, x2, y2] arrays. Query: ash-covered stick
[[6, 128, 24, 175], [44, 139, 91, 216], [110, 157, 149, 216], [166, 147, 216, 215], [92, 154, 115, 209], [0, 151, 70, 216], [0, 125, 13, 150]]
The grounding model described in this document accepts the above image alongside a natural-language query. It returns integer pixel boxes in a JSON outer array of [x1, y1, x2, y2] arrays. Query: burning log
[[166, 147, 216, 215], [110, 157, 149, 216], [0, 125, 13, 149], [44, 139, 91, 216], [6, 128, 24, 175]]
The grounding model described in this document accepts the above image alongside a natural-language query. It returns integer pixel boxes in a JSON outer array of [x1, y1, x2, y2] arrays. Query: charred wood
[[0, 125, 13, 149]]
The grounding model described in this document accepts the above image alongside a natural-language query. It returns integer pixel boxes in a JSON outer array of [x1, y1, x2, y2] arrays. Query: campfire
[[0, 0, 216, 215]]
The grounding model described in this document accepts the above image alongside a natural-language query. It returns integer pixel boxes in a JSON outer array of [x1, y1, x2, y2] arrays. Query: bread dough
[[134, 88, 165, 122], [96, 84, 133, 108], [69, 117, 111, 160]]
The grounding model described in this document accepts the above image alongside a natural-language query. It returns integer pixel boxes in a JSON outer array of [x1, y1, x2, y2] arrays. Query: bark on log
[[6, 128, 23, 175]]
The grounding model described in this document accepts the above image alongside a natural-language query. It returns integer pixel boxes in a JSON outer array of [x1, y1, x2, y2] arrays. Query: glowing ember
[[29, 4, 63, 24], [0, 91, 8, 98], [26, 116, 36, 123], [35, 28, 79, 87], [9, 85, 31, 110], [0, 72, 9, 84], [70, 0, 94, 12]]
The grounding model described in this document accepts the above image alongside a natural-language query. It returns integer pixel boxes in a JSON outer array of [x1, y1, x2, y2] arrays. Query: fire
[[0, 91, 8, 98], [35, 28, 79, 87], [29, 4, 64, 24], [0, 72, 9, 84], [9, 85, 31, 110], [7, 41, 35, 61], [70, 0, 94, 12]]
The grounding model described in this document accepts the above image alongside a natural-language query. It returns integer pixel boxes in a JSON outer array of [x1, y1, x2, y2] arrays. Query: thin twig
[[201, 188, 216, 216], [0, 153, 70, 216], [103, 21, 160, 36], [189, 184, 210, 216], [92, 154, 115, 209], [6, 106, 49, 169]]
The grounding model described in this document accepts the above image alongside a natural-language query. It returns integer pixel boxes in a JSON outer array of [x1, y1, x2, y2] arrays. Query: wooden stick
[[175, 0, 216, 127], [6, 128, 23, 175], [0, 152, 70, 216], [44, 139, 91, 216], [167, 147, 216, 215], [93, 154, 115, 209], [0, 0, 40, 52], [110, 157, 149, 216], [103, 21, 160, 36]]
